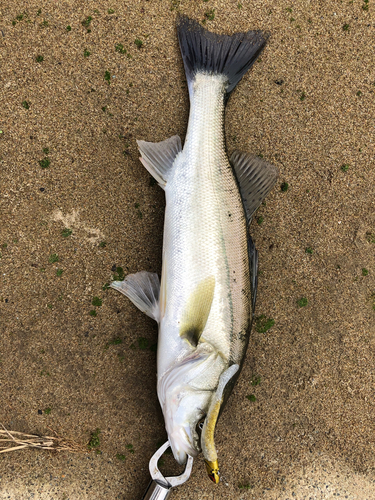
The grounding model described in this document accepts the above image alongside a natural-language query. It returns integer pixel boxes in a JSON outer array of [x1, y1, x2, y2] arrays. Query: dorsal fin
[[230, 151, 278, 224], [110, 271, 160, 322], [179, 276, 215, 347], [137, 135, 182, 189]]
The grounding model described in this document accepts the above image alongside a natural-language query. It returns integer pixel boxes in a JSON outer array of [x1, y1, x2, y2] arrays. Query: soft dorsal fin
[[179, 276, 215, 347], [230, 151, 278, 224], [110, 271, 160, 322], [137, 135, 182, 189]]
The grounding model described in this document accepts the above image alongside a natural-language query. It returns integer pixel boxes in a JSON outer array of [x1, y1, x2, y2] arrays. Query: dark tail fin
[[177, 15, 269, 98]]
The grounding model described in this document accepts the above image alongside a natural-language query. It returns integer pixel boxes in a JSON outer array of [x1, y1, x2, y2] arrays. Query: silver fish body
[[160, 73, 250, 373], [111, 16, 278, 483], [157, 73, 250, 463]]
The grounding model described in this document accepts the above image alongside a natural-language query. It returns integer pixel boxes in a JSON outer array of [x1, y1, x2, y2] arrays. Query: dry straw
[[0, 425, 85, 454]]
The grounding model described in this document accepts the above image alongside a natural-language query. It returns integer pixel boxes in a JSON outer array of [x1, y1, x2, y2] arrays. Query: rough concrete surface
[[1, 0, 374, 499]]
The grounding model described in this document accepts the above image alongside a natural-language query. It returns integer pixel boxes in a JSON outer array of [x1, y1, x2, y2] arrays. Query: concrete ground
[[0, 0, 374, 498]]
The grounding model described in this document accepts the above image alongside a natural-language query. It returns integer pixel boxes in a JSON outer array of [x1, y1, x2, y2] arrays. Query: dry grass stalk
[[0, 425, 85, 454]]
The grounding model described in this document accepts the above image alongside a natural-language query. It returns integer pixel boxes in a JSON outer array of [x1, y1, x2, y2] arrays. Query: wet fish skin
[[111, 16, 278, 484]]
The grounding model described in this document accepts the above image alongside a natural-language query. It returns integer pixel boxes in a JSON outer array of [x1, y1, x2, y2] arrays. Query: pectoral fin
[[201, 364, 239, 484], [110, 271, 160, 322], [179, 276, 215, 347]]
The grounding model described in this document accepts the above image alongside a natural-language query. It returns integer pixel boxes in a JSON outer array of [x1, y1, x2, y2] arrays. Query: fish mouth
[[164, 391, 208, 464], [168, 423, 199, 465]]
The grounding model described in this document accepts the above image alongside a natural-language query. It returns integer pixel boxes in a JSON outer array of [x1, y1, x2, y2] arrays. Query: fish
[[111, 16, 278, 484]]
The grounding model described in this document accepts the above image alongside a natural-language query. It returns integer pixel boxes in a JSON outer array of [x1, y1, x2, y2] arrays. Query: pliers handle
[[141, 441, 193, 500]]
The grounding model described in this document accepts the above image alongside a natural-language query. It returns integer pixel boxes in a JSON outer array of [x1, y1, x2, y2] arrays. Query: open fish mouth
[[168, 422, 200, 465]]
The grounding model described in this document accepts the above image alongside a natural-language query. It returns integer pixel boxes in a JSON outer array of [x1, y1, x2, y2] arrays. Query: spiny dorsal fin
[[230, 151, 278, 224], [179, 276, 215, 347], [137, 135, 182, 189], [110, 271, 160, 322]]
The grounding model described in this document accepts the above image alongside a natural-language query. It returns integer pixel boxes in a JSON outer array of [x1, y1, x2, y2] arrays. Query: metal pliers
[[141, 441, 193, 499]]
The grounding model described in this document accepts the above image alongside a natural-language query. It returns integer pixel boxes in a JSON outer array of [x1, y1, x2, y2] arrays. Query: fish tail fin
[[177, 15, 269, 99]]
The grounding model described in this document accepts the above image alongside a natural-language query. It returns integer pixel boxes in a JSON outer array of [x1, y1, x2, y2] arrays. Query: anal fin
[[110, 271, 160, 322], [137, 135, 182, 188]]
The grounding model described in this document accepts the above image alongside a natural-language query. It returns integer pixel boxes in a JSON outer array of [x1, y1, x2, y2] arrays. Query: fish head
[[165, 387, 211, 464], [158, 345, 226, 465]]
